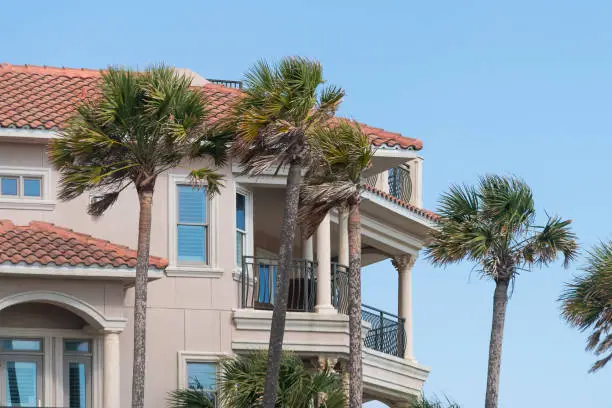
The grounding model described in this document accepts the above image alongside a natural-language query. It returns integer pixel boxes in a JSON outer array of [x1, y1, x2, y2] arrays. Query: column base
[[314, 304, 337, 314]]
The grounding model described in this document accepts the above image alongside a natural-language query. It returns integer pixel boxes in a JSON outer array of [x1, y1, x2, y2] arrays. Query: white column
[[302, 236, 314, 261], [338, 209, 349, 266], [392, 254, 416, 359], [315, 213, 335, 314], [103, 331, 121, 408]]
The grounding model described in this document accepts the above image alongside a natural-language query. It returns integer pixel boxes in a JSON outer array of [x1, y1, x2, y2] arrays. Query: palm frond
[[560, 241, 612, 372]]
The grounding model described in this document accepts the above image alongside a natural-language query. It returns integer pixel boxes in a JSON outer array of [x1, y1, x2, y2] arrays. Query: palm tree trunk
[[262, 162, 302, 408], [131, 186, 154, 408], [485, 279, 509, 408], [347, 198, 362, 408]]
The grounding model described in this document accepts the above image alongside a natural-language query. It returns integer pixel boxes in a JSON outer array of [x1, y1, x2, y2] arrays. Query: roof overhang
[[0, 263, 164, 283], [364, 148, 419, 176], [0, 127, 57, 143]]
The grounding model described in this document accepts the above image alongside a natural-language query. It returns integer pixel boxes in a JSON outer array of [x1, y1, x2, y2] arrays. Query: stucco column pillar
[[103, 331, 121, 408], [302, 236, 314, 261], [392, 254, 417, 359], [338, 209, 349, 266], [315, 213, 335, 314]]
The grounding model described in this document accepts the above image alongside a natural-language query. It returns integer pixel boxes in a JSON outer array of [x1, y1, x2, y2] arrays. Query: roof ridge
[[0, 63, 101, 78]]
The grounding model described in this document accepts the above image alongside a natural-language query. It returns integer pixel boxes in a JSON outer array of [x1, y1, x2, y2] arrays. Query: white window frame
[[177, 351, 231, 390], [0, 167, 55, 211], [167, 174, 222, 278], [234, 185, 254, 281]]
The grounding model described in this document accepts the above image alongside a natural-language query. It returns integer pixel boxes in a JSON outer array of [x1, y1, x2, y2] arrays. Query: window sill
[[0, 199, 56, 211], [165, 265, 223, 278]]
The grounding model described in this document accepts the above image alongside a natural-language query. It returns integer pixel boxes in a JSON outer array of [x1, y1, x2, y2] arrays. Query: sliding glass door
[[0, 355, 42, 407]]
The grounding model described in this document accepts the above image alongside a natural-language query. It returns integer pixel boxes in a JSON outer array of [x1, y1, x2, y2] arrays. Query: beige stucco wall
[[0, 140, 244, 407]]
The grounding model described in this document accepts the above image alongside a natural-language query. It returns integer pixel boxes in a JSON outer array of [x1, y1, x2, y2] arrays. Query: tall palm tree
[[219, 352, 345, 408], [560, 240, 611, 372], [229, 57, 344, 407], [50, 66, 229, 408], [425, 175, 578, 408], [299, 121, 375, 408]]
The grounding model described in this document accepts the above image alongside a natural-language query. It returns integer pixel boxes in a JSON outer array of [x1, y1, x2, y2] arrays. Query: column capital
[[391, 254, 417, 272]]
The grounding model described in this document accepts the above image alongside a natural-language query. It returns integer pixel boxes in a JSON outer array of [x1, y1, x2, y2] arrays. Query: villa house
[[0, 63, 437, 408]]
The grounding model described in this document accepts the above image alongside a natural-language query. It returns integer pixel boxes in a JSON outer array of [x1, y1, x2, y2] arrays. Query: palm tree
[[560, 240, 612, 372], [424, 175, 578, 408], [299, 122, 375, 408], [50, 66, 229, 408], [218, 352, 345, 408], [229, 57, 344, 407]]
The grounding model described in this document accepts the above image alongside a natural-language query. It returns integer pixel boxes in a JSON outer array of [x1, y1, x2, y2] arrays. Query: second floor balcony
[[238, 256, 407, 359]]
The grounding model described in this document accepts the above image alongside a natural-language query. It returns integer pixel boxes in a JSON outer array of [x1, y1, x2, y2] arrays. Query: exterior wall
[[0, 140, 242, 407]]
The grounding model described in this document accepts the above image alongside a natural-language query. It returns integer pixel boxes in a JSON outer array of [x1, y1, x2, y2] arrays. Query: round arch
[[0, 290, 126, 332]]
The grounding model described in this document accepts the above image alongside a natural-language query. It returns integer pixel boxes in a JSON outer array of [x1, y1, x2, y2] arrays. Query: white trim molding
[[0, 263, 164, 281], [233, 309, 349, 333], [177, 351, 233, 389], [166, 173, 223, 278], [0, 166, 55, 210], [0, 291, 127, 332], [0, 127, 58, 142], [361, 190, 437, 229]]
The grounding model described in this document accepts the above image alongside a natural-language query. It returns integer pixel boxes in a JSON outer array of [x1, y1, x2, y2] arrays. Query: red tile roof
[[363, 184, 440, 222], [0, 63, 422, 150], [0, 220, 168, 269]]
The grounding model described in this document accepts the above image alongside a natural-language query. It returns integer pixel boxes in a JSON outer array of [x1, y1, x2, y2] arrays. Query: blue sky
[[2, 0, 610, 406]]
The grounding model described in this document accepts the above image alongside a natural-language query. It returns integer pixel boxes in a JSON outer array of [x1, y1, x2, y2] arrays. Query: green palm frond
[[560, 241, 612, 372], [298, 121, 375, 237], [167, 388, 215, 408], [410, 395, 462, 408], [229, 57, 345, 177], [218, 352, 345, 408], [425, 175, 578, 283], [50, 65, 228, 215]]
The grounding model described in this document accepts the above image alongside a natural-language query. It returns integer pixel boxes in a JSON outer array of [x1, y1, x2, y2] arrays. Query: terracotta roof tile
[[0, 220, 167, 269], [0, 63, 422, 150], [363, 184, 439, 222]]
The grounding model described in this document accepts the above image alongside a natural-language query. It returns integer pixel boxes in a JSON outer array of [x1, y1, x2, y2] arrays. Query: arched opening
[[0, 291, 125, 407]]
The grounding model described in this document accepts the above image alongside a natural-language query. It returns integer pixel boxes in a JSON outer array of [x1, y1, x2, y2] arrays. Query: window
[[177, 185, 208, 263], [63, 340, 91, 408], [0, 338, 43, 407], [186, 362, 216, 391], [236, 193, 247, 267], [0, 176, 41, 198]]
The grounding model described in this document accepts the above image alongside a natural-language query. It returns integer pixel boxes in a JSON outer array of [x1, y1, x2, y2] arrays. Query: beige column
[[302, 236, 314, 261], [392, 254, 417, 359], [103, 331, 121, 408], [315, 213, 335, 314], [337, 209, 349, 266]]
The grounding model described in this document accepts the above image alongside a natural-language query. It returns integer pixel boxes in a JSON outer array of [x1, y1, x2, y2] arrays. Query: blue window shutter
[[177, 185, 207, 263], [236, 193, 246, 230], [178, 186, 206, 224]]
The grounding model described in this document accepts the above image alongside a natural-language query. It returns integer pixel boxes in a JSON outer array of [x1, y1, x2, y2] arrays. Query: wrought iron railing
[[241, 256, 316, 312], [361, 304, 406, 358], [388, 165, 412, 203], [207, 78, 243, 89], [331, 262, 349, 314]]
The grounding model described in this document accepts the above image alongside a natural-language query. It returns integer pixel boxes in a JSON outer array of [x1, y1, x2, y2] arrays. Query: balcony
[[365, 165, 412, 203], [239, 256, 405, 358]]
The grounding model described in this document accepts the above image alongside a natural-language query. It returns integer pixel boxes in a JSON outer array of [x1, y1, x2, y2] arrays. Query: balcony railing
[[207, 78, 244, 89], [364, 166, 412, 203], [362, 304, 406, 358], [241, 256, 316, 312], [240, 257, 406, 358]]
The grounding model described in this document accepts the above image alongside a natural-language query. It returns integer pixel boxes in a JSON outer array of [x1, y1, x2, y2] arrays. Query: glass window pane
[[68, 362, 86, 408], [6, 361, 37, 407], [236, 193, 246, 231], [1, 339, 41, 352], [178, 185, 206, 224], [64, 340, 90, 353], [187, 362, 216, 391], [1, 177, 18, 196], [178, 225, 206, 263], [23, 178, 41, 198]]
